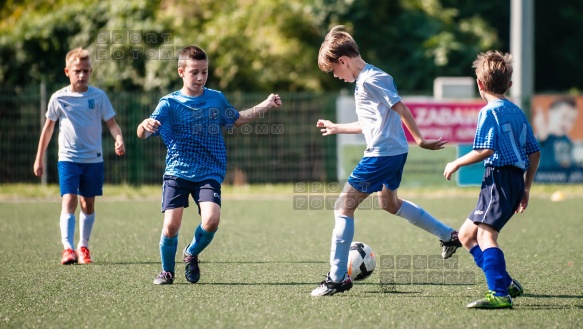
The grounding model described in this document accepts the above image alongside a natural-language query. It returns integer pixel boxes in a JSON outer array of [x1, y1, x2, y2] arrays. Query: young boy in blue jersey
[[34, 47, 126, 265], [311, 25, 462, 296], [137, 45, 281, 285], [444, 50, 541, 308]]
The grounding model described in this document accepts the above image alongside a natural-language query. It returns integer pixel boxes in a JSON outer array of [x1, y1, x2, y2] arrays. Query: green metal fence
[[0, 85, 338, 185]]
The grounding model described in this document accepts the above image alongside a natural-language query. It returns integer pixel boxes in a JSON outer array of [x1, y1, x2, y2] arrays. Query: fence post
[[40, 79, 47, 186]]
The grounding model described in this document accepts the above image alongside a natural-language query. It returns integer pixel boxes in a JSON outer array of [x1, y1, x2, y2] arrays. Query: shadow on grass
[[91, 260, 327, 265], [515, 293, 583, 310], [523, 293, 583, 300], [190, 282, 315, 286]]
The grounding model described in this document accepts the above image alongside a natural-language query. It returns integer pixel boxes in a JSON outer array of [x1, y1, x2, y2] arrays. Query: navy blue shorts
[[348, 153, 407, 193], [161, 176, 221, 213], [58, 161, 104, 197], [468, 166, 525, 232]]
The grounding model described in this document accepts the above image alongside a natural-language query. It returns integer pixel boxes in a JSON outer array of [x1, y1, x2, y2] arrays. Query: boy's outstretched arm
[[316, 119, 361, 135], [443, 148, 494, 180], [235, 94, 281, 126], [105, 117, 125, 156], [517, 151, 541, 213], [392, 101, 447, 150]]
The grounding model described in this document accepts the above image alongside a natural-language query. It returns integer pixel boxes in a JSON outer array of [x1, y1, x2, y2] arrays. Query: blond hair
[[317, 25, 360, 72], [472, 50, 513, 94], [65, 48, 91, 68]]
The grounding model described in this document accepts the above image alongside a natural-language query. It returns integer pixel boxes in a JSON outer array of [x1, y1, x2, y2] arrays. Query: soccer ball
[[347, 241, 376, 281]]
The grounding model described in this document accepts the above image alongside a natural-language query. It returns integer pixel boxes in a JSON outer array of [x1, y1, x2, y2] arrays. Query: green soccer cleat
[[467, 291, 513, 309], [508, 278, 524, 298]]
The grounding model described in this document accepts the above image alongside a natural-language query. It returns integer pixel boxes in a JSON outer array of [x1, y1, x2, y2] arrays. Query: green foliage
[[1, 0, 582, 93]]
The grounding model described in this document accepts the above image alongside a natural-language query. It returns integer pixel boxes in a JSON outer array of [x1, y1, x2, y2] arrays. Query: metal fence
[[0, 85, 338, 185]]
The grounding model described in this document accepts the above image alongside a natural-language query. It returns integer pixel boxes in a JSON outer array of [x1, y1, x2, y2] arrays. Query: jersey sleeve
[[473, 109, 497, 150], [46, 94, 61, 122], [218, 93, 240, 128], [150, 98, 171, 136], [364, 75, 402, 109], [525, 123, 541, 154], [100, 92, 116, 121]]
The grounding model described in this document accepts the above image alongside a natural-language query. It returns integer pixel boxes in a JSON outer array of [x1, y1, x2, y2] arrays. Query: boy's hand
[[142, 119, 161, 133], [33, 159, 44, 177], [316, 119, 337, 136], [443, 161, 459, 181], [419, 137, 447, 150], [267, 94, 282, 108], [515, 190, 530, 213], [115, 140, 125, 156]]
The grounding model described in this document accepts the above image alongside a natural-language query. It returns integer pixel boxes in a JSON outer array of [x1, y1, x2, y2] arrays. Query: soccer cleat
[[61, 248, 78, 265], [441, 230, 462, 259], [508, 278, 524, 298], [77, 247, 92, 264], [467, 291, 513, 309], [311, 273, 353, 296], [183, 244, 200, 283], [153, 271, 175, 285]]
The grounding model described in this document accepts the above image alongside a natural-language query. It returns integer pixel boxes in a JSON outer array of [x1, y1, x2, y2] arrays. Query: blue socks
[[482, 247, 510, 296], [160, 233, 178, 273], [186, 224, 216, 256], [159, 225, 216, 273], [470, 245, 512, 291], [396, 200, 453, 241], [329, 214, 354, 282]]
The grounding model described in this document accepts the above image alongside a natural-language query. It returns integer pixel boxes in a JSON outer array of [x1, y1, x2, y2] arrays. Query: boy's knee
[[379, 199, 400, 214], [202, 216, 220, 232], [458, 228, 476, 248]]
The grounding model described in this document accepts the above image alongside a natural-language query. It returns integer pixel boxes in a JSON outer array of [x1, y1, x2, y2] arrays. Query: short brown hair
[[472, 50, 513, 94], [318, 25, 360, 72], [178, 46, 208, 69], [65, 48, 91, 68]]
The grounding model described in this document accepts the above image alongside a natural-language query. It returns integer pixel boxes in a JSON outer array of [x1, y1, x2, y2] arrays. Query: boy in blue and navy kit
[[444, 50, 541, 308], [137, 46, 281, 285]]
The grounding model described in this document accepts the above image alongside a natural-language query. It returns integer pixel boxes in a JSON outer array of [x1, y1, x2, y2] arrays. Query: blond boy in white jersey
[[34, 48, 125, 265]]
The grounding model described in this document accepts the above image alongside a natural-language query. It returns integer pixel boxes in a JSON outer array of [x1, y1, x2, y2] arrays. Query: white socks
[[396, 200, 452, 241]]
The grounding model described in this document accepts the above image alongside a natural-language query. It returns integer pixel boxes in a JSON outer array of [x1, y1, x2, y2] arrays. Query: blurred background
[[1, 0, 582, 186]]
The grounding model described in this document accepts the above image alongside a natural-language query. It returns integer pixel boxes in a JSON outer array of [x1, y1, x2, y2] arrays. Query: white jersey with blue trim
[[354, 64, 409, 157], [46, 85, 116, 163]]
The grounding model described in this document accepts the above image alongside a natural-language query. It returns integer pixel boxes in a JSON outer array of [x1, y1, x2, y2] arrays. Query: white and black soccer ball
[[347, 241, 376, 281]]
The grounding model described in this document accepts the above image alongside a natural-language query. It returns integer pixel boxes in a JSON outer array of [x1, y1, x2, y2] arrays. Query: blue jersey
[[473, 99, 540, 170], [150, 88, 240, 183]]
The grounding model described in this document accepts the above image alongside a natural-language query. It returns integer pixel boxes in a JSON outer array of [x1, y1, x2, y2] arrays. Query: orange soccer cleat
[[61, 248, 78, 265], [77, 246, 92, 264]]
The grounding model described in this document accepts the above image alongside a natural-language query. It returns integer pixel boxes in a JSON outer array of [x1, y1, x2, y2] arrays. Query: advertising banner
[[402, 100, 484, 144], [532, 95, 583, 183]]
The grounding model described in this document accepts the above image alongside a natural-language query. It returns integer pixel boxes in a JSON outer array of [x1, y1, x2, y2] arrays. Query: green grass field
[[0, 184, 582, 329]]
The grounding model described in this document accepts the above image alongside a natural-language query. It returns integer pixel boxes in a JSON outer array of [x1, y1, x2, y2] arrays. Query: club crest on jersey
[[210, 108, 218, 120], [88, 99, 95, 109]]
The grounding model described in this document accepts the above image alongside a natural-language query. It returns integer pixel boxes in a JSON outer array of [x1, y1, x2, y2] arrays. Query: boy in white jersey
[[311, 25, 461, 296], [137, 46, 281, 285], [34, 48, 125, 265]]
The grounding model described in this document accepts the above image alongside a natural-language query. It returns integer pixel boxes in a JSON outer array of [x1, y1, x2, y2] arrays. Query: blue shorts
[[58, 161, 104, 197], [468, 166, 525, 232], [348, 153, 408, 193], [161, 176, 222, 213]]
